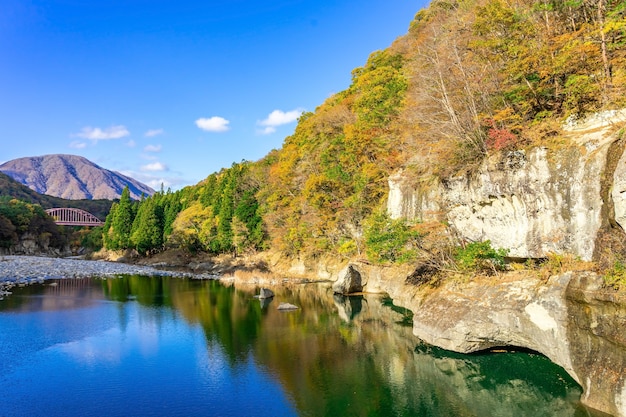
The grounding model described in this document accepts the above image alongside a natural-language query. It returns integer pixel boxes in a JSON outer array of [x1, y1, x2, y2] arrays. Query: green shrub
[[454, 240, 508, 274], [364, 212, 421, 264], [603, 260, 626, 289]]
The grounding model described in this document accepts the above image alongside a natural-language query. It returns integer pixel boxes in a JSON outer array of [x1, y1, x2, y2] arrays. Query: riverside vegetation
[[92, 0, 626, 284], [0, 0, 623, 297], [2, 1, 626, 415]]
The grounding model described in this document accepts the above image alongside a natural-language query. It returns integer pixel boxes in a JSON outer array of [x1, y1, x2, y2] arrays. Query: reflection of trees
[[101, 275, 172, 306], [170, 279, 263, 363], [95, 277, 584, 416]]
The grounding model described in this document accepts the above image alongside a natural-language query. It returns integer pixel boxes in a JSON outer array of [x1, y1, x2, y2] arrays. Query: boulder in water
[[259, 288, 275, 299], [277, 302, 299, 311], [332, 265, 362, 294]]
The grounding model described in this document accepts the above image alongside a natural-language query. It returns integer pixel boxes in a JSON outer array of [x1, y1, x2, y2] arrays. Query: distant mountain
[[0, 154, 154, 200], [0, 171, 113, 220]]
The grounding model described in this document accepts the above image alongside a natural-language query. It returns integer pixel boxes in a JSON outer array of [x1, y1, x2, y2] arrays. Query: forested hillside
[[102, 0, 626, 262], [0, 172, 113, 220], [0, 173, 115, 253]]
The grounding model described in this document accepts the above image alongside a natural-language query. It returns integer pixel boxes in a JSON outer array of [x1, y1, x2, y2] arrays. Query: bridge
[[45, 208, 104, 227]]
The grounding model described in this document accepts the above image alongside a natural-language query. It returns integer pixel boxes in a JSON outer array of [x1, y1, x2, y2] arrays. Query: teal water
[[0, 276, 595, 416]]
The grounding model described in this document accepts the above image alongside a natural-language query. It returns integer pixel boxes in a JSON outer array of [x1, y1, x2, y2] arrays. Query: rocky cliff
[[387, 110, 626, 261], [247, 111, 626, 416], [379, 110, 626, 415], [230, 252, 624, 416], [382, 269, 626, 417]]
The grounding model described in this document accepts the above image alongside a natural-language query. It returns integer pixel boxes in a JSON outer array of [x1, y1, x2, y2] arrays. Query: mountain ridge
[[0, 171, 113, 220], [0, 154, 154, 200]]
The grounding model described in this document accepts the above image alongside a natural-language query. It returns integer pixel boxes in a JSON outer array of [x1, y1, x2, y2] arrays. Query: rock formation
[[387, 110, 626, 261], [332, 264, 363, 294], [373, 111, 626, 415], [259, 288, 275, 299]]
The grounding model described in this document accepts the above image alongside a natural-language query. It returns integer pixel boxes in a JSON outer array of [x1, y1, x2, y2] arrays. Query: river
[[0, 275, 598, 416]]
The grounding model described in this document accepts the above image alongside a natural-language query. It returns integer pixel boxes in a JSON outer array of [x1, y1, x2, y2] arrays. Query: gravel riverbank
[[0, 255, 216, 300]]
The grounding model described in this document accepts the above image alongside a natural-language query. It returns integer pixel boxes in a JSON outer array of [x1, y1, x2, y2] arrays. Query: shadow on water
[[0, 275, 606, 417]]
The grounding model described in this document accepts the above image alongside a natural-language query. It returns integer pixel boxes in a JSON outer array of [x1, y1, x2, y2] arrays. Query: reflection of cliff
[[410, 346, 588, 417], [163, 279, 584, 416], [25, 275, 580, 416]]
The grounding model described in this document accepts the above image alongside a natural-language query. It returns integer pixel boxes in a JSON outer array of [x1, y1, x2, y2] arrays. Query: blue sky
[[0, 1, 426, 190]]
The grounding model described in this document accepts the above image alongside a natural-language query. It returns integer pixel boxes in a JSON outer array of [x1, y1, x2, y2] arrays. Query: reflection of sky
[[0, 279, 585, 417], [55, 328, 124, 365], [1, 297, 297, 417], [52, 304, 169, 365]]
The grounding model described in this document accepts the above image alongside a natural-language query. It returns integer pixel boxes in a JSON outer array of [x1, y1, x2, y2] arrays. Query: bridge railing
[[45, 208, 104, 227]]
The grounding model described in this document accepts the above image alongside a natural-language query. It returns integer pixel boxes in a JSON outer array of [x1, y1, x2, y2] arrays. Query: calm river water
[[0, 275, 597, 416]]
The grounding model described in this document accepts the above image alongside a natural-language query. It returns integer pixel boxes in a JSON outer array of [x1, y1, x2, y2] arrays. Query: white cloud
[[257, 108, 303, 135], [73, 125, 130, 141], [126, 140, 136, 148], [141, 162, 168, 172], [69, 140, 87, 149], [144, 144, 162, 152], [195, 116, 230, 132], [144, 128, 164, 137]]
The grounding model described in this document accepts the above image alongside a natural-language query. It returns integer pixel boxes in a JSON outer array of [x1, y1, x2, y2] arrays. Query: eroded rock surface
[[399, 271, 626, 417], [388, 111, 626, 261], [333, 264, 363, 294]]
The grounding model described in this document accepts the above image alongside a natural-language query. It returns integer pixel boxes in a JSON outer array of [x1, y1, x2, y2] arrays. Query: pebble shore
[[0, 255, 215, 300]]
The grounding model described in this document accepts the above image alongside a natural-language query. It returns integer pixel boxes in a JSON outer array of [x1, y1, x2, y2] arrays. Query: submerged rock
[[277, 302, 299, 311], [259, 288, 274, 299]]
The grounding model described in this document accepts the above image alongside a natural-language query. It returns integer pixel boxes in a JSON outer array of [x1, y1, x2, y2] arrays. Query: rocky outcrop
[[566, 275, 626, 415], [259, 288, 275, 299], [332, 264, 363, 294], [277, 302, 299, 310], [611, 142, 626, 231], [266, 254, 626, 416], [380, 111, 626, 414], [385, 271, 626, 417], [388, 110, 626, 261], [0, 232, 71, 257]]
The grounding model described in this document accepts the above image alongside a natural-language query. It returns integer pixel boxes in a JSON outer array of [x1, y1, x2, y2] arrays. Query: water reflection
[[0, 275, 598, 417], [333, 294, 364, 322]]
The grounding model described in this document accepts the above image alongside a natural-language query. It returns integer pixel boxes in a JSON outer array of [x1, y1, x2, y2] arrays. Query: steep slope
[[0, 154, 154, 200]]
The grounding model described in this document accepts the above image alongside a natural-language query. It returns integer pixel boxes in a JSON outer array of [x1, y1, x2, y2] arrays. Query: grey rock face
[[405, 271, 626, 417], [612, 147, 626, 231], [332, 265, 362, 294], [0, 154, 154, 200], [387, 111, 626, 261]]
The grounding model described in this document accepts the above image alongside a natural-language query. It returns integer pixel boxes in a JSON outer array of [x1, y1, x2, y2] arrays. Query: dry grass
[[534, 253, 596, 282]]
